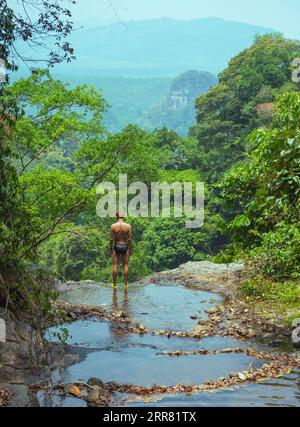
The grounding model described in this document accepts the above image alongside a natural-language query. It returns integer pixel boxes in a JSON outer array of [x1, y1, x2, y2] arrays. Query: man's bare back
[[110, 212, 132, 288], [111, 222, 132, 246]]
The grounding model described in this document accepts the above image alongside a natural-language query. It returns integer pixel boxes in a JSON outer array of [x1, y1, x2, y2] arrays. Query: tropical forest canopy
[[48, 70, 217, 135]]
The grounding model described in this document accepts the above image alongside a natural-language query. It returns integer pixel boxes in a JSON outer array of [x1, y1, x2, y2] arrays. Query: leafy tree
[[39, 225, 109, 281], [0, 0, 77, 318], [142, 218, 196, 271], [153, 127, 204, 171], [0, 0, 76, 71], [3, 71, 160, 245], [0, 70, 162, 311], [191, 34, 300, 182], [0, 113, 33, 274], [219, 92, 300, 280]]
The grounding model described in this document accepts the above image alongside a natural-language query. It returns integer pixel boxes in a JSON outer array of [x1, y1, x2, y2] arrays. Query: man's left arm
[[110, 227, 114, 254]]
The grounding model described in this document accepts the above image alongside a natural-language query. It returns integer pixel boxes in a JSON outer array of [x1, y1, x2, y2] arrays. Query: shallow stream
[[42, 282, 300, 407]]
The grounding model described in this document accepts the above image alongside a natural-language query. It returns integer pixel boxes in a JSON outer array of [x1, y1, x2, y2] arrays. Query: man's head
[[116, 211, 125, 220]]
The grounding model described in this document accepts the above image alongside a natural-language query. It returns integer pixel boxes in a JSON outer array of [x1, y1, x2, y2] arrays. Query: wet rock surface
[[38, 262, 300, 407], [0, 309, 93, 407], [147, 261, 294, 343], [0, 311, 50, 384], [3, 261, 299, 407], [1, 383, 39, 407]]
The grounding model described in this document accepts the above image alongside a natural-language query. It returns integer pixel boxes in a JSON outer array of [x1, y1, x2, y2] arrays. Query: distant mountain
[[55, 17, 275, 77], [57, 70, 216, 134], [12, 17, 275, 134], [55, 75, 173, 133], [147, 70, 217, 134]]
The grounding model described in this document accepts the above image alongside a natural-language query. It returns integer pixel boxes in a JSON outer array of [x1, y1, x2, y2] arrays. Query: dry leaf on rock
[[69, 385, 81, 397]]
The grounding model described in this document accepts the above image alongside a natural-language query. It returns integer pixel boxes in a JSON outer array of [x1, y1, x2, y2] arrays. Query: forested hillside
[[191, 34, 300, 182], [36, 34, 300, 317], [53, 75, 172, 133], [147, 70, 217, 134], [52, 71, 216, 134], [1, 26, 300, 324], [193, 34, 300, 317], [2, 2, 300, 409]]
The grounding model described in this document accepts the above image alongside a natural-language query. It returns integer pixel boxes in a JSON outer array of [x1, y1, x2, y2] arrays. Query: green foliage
[[192, 34, 300, 182], [51, 327, 71, 345], [194, 212, 229, 258], [2, 70, 163, 260], [39, 219, 151, 283], [222, 92, 300, 241], [2, 31, 300, 331], [0, 1, 75, 71], [5, 69, 107, 167], [219, 91, 300, 284], [147, 70, 217, 135], [142, 218, 196, 271], [0, 112, 37, 273], [38, 225, 109, 281], [240, 276, 300, 306], [248, 224, 300, 280], [153, 128, 203, 171], [0, 70, 164, 317]]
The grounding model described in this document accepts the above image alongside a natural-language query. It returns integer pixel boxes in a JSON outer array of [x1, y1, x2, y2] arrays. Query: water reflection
[[60, 283, 222, 331], [110, 287, 132, 339], [47, 283, 300, 407], [111, 287, 131, 317]]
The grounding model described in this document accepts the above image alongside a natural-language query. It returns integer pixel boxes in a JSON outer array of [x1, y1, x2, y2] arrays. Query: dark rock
[[87, 378, 104, 388], [86, 387, 100, 404], [105, 381, 119, 391], [247, 329, 257, 339], [0, 311, 50, 384], [204, 308, 218, 315], [86, 385, 112, 407], [2, 383, 39, 407], [198, 318, 210, 326]]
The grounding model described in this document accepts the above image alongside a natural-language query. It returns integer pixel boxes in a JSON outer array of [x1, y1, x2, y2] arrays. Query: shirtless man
[[110, 212, 132, 289]]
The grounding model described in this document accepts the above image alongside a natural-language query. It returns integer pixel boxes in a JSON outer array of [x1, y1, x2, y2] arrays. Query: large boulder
[[149, 261, 244, 295], [0, 310, 51, 384]]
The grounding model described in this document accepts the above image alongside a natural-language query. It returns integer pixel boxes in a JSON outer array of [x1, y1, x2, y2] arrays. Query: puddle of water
[[48, 320, 262, 387], [59, 283, 222, 331], [125, 374, 300, 407], [47, 318, 248, 351], [45, 282, 300, 407]]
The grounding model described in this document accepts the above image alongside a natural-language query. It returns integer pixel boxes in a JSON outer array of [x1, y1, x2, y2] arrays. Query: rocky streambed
[[40, 262, 300, 407], [1, 262, 300, 407]]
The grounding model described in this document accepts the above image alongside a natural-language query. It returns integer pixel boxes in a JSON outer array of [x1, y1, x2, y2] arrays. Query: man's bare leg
[[112, 251, 118, 288], [123, 252, 129, 288]]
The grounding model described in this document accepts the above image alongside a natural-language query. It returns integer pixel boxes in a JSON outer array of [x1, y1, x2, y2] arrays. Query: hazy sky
[[70, 0, 300, 39]]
